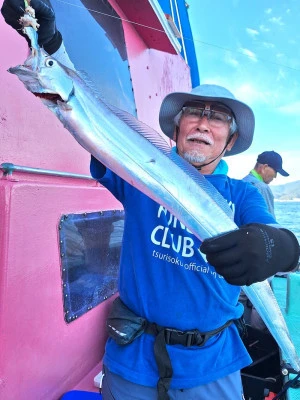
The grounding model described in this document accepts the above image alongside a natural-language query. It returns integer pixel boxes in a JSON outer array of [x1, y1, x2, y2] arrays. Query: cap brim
[[159, 91, 255, 156], [278, 168, 289, 177]]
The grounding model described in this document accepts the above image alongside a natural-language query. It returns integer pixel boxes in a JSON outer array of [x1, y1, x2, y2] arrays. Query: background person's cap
[[159, 84, 255, 156], [257, 151, 289, 176]]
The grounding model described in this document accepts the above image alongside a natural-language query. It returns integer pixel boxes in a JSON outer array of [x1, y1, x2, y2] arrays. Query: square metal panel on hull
[[59, 210, 124, 323]]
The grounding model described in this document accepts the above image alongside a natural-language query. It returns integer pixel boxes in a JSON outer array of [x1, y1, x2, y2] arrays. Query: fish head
[[8, 48, 74, 109]]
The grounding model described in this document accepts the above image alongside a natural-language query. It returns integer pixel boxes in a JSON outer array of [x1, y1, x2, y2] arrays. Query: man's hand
[[1, 0, 62, 54], [200, 223, 299, 286]]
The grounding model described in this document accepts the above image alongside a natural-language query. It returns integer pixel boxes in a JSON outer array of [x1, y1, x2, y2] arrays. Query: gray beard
[[182, 150, 207, 164]]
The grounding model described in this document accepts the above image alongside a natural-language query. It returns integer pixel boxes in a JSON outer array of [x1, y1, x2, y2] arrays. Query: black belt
[[145, 320, 234, 400]]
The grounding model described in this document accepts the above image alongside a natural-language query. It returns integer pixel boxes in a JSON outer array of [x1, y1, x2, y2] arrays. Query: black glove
[[1, 0, 62, 54], [200, 223, 300, 286]]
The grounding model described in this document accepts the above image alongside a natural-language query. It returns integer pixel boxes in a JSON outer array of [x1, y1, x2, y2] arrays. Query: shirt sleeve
[[90, 155, 126, 203], [239, 183, 277, 226], [90, 155, 106, 180], [51, 41, 75, 70]]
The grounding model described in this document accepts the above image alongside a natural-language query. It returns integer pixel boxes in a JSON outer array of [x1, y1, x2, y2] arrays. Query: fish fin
[[74, 71, 171, 153], [106, 103, 172, 154], [76, 70, 108, 102]]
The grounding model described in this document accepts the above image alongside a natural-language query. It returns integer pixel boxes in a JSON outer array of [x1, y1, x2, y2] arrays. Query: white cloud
[[201, 66, 289, 108], [265, 8, 272, 14], [259, 24, 270, 32], [226, 153, 256, 180], [239, 48, 258, 62], [269, 16, 284, 26], [201, 78, 274, 107], [224, 53, 239, 68], [233, 83, 270, 105], [246, 28, 259, 37], [278, 102, 300, 115], [276, 68, 286, 81], [262, 42, 275, 49]]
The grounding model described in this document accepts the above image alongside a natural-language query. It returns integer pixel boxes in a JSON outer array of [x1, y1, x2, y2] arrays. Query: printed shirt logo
[[149, 205, 234, 279], [150, 206, 195, 257]]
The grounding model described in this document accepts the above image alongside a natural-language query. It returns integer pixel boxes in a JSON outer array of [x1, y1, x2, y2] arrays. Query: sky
[[187, 0, 300, 185]]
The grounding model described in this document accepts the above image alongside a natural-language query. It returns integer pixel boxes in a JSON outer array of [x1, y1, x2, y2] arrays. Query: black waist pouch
[[106, 297, 147, 345]]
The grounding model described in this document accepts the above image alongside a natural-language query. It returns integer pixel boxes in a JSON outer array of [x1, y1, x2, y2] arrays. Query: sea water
[[275, 201, 300, 243]]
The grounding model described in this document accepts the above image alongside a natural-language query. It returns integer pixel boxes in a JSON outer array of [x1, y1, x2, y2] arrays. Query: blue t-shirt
[[91, 158, 276, 389]]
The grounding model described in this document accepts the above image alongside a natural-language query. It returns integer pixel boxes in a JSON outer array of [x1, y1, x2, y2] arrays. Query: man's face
[[175, 102, 237, 172], [261, 165, 277, 184]]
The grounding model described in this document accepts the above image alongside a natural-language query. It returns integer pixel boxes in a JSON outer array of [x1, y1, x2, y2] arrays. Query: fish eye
[[45, 58, 56, 67]]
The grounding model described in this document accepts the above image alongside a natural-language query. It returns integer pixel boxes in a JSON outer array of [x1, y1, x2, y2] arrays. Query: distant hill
[[271, 180, 300, 200]]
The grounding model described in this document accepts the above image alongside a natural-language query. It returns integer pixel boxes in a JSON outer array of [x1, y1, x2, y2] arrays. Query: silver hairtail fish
[[8, 30, 300, 372]]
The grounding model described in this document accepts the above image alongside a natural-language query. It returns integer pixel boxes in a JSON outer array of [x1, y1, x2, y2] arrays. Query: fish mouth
[[8, 64, 73, 108], [33, 91, 73, 110], [33, 92, 67, 104]]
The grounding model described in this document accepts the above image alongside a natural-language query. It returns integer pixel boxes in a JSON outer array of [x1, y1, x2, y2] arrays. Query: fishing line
[[55, 0, 169, 33], [55, 0, 300, 73]]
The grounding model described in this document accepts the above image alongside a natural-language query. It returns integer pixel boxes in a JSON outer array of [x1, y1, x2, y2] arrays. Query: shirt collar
[[212, 159, 228, 175], [250, 169, 263, 181]]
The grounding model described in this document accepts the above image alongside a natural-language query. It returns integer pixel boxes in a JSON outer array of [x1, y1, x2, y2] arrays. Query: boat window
[[59, 210, 124, 323], [51, 0, 136, 115]]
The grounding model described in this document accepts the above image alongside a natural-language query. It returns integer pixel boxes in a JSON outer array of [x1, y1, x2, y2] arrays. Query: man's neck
[[251, 169, 263, 181], [200, 159, 228, 175], [197, 162, 219, 175]]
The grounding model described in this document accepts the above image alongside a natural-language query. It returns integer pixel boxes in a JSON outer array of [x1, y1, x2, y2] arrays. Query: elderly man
[[243, 151, 289, 217], [92, 84, 299, 400], [2, 1, 299, 399]]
